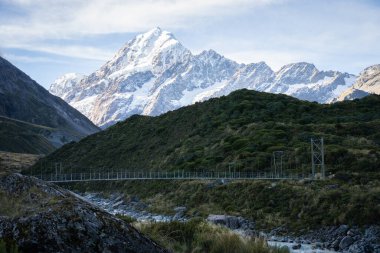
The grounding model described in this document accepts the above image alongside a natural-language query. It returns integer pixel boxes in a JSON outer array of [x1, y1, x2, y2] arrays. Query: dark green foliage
[[0, 239, 18, 253], [30, 90, 380, 175]]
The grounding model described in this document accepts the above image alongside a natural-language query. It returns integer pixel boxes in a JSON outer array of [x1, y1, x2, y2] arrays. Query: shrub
[[138, 219, 289, 253]]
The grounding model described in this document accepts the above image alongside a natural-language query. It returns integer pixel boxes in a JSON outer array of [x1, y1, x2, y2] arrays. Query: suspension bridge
[[29, 138, 326, 183], [31, 170, 315, 183]]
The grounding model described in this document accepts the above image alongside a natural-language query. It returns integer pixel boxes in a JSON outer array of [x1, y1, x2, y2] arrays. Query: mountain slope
[[50, 28, 356, 128], [0, 57, 99, 154], [32, 90, 380, 174], [337, 64, 380, 101]]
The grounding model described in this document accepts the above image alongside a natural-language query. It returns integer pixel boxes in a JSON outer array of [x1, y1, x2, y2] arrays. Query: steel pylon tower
[[273, 151, 284, 178], [311, 138, 325, 179]]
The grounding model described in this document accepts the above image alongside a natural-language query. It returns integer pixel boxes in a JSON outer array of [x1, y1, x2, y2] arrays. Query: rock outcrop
[[206, 214, 255, 232], [0, 173, 168, 253], [337, 64, 380, 101]]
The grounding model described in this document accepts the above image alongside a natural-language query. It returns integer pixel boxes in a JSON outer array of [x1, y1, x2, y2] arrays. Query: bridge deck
[[29, 171, 313, 183]]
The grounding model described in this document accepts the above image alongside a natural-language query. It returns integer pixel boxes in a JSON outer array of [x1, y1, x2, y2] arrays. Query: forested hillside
[[32, 90, 380, 175]]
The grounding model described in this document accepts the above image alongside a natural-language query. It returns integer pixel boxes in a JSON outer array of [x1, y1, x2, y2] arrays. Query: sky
[[0, 0, 379, 89]]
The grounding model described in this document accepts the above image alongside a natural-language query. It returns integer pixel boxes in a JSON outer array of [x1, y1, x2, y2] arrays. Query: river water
[[268, 241, 336, 253]]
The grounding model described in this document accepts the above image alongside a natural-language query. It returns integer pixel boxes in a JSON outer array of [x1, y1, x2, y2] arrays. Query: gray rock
[[336, 225, 350, 235], [130, 195, 140, 203], [331, 238, 341, 251], [172, 206, 187, 221], [347, 228, 360, 237], [0, 173, 168, 253], [340, 236, 355, 250], [206, 214, 254, 230], [347, 240, 374, 253], [292, 244, 301, 250]]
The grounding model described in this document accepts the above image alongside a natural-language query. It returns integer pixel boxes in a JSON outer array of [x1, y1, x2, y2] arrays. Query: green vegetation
[[0, 116, 55, 154], [30, 90, 380, 175], [65, 178, 380, 231], [27, 90, 380, 232], [135, 218, 289, 253], [0, 239, 18, 253]]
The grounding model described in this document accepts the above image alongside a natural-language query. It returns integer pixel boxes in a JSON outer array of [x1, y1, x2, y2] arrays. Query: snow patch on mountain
[[49, 73, 86, 100]]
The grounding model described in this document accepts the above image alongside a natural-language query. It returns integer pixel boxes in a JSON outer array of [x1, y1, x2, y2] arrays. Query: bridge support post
[[311, 138, 325, 179]]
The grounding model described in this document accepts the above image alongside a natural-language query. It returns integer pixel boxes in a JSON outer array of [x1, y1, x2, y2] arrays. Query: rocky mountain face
[[0, 173, 168, 253], [336, 64, 380, 101], [50, 27, 356, 128], [0, 57, 99, 153]]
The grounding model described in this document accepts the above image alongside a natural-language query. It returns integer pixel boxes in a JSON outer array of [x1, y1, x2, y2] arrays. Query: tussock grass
[[136, 218, 289, 253]]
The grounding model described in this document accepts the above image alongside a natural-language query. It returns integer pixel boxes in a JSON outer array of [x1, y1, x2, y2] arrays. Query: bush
[[0, 239, 18, 253], [138, 219, 289, 253]]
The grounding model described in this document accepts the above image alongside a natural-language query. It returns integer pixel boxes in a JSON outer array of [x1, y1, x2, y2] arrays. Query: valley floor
[[62, 178, 380, 253]]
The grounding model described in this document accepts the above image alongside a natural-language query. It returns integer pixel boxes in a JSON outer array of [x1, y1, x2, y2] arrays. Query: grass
[[135, 218, 290, 253], [0, 151, 41, 175], [0, 239, 18, 253], [0, 116, 56, 155]]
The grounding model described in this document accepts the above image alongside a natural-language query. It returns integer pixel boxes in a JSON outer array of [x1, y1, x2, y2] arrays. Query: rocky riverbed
[[81, 192, 175, 222], [80, 192, 380, 253]]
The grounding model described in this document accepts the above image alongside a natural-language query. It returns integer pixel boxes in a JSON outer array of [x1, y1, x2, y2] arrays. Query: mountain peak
[[361, 64, 380, 76], [145, 26, 163, 36], [97, 27, 189, 76], [49, 73, 86, 99], [135, 27, 176, 45], [278, 62, 317, 72], [197, 49, 224, 60], [275, 62, 319, 84]]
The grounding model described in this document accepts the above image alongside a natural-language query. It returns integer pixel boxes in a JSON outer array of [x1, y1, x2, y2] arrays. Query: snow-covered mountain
[[50, 27, 357, 127], [49, 73, 86, 101], [336, 64, 380, 101]]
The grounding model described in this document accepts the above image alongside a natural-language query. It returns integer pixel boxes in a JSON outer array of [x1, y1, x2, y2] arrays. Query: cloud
[[3, 53, 70, 64], [8, 44, 114, 61], [0, 0, 282, 42], [1, 0, 379, 75], [0, 0, 285, 61]]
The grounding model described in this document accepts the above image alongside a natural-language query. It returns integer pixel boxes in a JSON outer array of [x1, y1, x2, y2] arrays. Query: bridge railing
[[30, 170, 312, 182]]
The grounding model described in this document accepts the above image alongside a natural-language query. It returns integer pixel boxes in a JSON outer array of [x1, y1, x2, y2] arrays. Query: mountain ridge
[[50, 27, 358, 128], [336, 64, 380, 101], [0, 56, 100, 154]]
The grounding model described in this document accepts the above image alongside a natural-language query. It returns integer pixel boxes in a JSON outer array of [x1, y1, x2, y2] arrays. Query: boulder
[[292, 244, 301, 250], [347, 228, 360, 237], [340, 236, 354, 250], [347, 240, 374, 253], [206, 214, 254, 230], [172, 206, 187, 221], [335, 225, 350, 236]]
